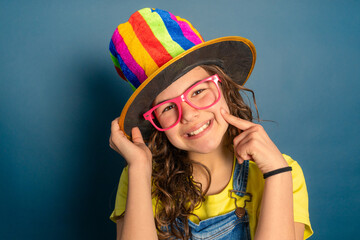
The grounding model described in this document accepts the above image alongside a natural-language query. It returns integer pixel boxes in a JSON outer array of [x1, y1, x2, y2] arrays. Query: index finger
[[220, 108, 255, 130]]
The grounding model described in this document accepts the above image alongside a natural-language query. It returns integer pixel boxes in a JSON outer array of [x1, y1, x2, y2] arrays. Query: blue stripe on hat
[[109, 40, 141, 88], [154, 9, 195, 50]]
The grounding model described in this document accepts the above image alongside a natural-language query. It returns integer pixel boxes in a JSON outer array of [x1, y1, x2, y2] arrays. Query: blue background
[[1, 0, 359, 239]]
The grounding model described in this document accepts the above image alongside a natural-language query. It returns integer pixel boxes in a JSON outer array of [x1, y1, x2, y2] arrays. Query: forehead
[[154, 66, 211, 104]]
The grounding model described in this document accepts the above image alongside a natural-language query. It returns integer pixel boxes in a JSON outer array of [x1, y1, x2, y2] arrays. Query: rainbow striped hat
[[109, 8, 256, 140]]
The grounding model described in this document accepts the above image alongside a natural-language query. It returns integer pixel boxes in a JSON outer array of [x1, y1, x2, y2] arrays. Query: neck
[[188, 142, 234, 195], [188, 144, 232, 171]]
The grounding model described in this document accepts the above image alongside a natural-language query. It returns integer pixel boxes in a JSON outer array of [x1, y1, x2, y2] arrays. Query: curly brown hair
[[148, 65, 258, 239]]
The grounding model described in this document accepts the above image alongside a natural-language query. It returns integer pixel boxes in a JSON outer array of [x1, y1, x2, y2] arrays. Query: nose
[[180, 102, 199, 124]]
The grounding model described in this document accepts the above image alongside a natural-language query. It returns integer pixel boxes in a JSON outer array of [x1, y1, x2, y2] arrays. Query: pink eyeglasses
[[143, 74, 222, 131]]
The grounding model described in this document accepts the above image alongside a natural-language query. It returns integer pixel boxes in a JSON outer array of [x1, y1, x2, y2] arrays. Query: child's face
[[153, 66, 230, 154]]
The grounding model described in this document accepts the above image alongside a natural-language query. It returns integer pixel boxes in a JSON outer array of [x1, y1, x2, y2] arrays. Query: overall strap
[[232, 160, 250, 196], [231, 160, 251, 219]]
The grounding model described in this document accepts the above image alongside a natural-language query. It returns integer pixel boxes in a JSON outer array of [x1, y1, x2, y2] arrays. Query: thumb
[[131, 127, 145, 144]]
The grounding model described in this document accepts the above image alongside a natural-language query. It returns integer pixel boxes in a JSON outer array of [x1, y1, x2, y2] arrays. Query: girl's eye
[[192, 89, 205, 96], [162, 104, 176, 113]]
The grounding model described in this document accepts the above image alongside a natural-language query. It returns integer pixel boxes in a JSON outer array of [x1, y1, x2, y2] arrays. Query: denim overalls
[[174, 160, 252, 240]]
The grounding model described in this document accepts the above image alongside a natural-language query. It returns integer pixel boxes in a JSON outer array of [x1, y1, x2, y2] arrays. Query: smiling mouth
[[187, 120, 211, 137]]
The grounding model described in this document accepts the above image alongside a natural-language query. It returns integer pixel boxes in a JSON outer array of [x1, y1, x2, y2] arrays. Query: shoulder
[[121, 165, 129, 179], [247, 154, 307, 193], [248, 154, 304, 178], [117, 165, 129, 190], [110, 165, 129, 222], [282, 154, 307, 187], [282, 153, 300, 169]]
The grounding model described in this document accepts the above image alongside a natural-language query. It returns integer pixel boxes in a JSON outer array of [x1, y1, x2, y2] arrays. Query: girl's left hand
[[221, 108, 288, 174]]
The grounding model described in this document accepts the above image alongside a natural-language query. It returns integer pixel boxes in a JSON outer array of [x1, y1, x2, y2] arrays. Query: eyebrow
[[153, 79, 204, 106]]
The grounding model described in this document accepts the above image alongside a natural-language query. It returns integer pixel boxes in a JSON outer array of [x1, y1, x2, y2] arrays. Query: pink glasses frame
[[143, 74, 222, 131]]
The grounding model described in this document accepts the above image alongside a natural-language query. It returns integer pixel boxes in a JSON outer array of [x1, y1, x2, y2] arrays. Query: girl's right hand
[[220, 109, 288, 175], [109, 118, 153, 176]]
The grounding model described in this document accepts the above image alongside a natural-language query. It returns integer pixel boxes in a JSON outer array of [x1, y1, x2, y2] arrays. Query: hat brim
[[118, 36, 256, 141]]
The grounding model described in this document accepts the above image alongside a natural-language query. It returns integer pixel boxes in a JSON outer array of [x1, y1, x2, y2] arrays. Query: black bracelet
[[263, 166, 292, 179]]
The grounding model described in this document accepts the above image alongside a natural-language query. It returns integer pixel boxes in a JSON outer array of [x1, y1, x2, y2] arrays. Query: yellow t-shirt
[[110, 154, 313, 239]]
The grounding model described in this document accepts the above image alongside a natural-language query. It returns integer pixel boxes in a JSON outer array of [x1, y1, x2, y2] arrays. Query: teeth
[[188, 121, 210, 136]]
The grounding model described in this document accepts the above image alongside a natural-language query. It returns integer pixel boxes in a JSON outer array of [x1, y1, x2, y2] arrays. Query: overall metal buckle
[[229, 190, 252, 218]]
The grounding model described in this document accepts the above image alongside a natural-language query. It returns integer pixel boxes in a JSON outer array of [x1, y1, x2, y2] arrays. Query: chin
[[186, 137, 224, 154]]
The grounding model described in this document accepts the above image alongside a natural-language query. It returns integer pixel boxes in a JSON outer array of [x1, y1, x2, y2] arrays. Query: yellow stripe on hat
[[139, 8, 184, 58], [118, 22, 158, 79]]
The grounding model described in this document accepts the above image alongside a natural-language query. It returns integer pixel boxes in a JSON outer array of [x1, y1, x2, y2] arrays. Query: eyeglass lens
[[153, 80, 219, 129]]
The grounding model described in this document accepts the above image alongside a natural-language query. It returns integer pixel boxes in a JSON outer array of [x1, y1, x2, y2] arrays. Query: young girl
[[108, 8, 312, 240]]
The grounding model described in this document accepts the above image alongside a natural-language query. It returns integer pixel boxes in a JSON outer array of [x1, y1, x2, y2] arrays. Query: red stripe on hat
[[115, 66, 126, 80], [129, 11, 173, 67]]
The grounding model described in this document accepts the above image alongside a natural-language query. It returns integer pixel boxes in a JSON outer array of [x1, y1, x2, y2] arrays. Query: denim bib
[[175, 160, 252, 240]]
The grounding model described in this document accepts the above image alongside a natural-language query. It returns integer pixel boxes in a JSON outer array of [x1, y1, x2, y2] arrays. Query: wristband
[[263, 166, 292, 179]]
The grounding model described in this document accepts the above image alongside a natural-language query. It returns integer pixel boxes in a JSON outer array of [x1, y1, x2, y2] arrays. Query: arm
[[255, 168, 295, 240], [120, 164, 157, 239], [295, 222, 305, 240], [255, 173, 305, 240], [116, 217, 124, 240], [110, 119, 158, 240]]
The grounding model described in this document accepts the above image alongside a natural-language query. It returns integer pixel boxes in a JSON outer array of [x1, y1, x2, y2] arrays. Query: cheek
[[213, 95, 230, 120], [220, 97, 230, 112], [216, 88, 230, 110], [163, 128, 183, 148]]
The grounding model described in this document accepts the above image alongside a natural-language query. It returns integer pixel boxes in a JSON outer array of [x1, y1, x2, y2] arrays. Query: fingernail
[[220, 108, 227, 114]]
